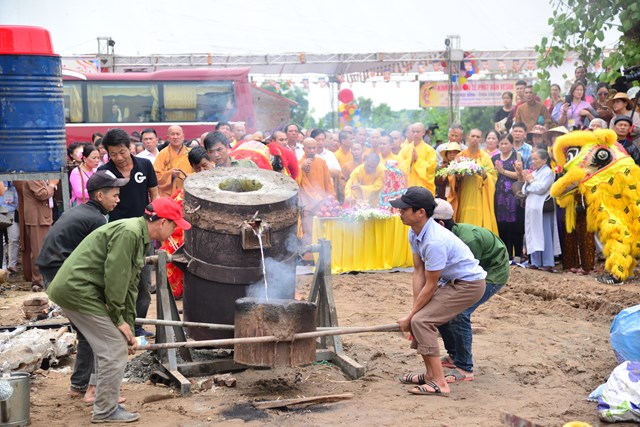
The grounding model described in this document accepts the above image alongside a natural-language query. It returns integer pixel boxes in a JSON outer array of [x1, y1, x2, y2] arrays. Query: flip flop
[[440, 355, 456, 368], [399, 372, 426, 385], [408, 381, 450, 397], [443, 368, 474, 383]]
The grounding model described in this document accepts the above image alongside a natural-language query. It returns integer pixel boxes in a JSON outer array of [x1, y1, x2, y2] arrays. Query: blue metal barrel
[[0, 26, 66, 173]]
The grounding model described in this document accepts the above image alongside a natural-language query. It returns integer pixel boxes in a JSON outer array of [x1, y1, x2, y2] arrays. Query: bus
[[62, 68, 256, 144]]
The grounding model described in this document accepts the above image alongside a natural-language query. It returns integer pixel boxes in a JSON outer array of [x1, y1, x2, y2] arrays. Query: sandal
[[68, 387, 84, 399], [596, 274, 623, 285], [440, 355, 456, 369], [540, 267, 559, 273], [399, 372, 426, 385], [408, 381, 450, 397], [526, 265, 539, 270], [31, 284, 43, 292], [443, 368, 474, 383]]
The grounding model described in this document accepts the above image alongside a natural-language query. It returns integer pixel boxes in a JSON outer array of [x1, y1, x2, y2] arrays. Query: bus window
[[86, 82, 160, 123], [162, 81, 236, 123], [63, 81, 83, 123]]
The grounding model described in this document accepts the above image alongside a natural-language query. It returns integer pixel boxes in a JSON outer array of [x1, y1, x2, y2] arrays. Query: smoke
[[285, 230, 301, 254], [246, 256, 296, 302]]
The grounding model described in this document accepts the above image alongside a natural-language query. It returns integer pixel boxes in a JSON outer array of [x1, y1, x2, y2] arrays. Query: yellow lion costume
[[550, 129, 640, 283]]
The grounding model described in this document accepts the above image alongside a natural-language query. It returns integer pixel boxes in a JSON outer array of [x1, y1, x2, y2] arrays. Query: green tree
[[355, 96, 374, 125], [460, 107, 496, 134], [371, 103, 395, 129], [535, 0, 639, 87]]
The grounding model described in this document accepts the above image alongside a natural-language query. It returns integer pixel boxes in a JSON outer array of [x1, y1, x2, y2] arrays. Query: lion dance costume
[[550, 129, 640, 283]]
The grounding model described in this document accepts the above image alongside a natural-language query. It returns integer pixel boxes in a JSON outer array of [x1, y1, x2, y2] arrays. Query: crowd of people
[[1, 63, 639, 419]]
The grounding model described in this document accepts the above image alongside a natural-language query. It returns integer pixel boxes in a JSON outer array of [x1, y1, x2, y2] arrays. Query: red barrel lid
[[0, 25, 57, 56]]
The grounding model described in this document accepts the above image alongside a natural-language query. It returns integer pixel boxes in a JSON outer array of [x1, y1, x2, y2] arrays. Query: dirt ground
[[2, 265, 640, 427]]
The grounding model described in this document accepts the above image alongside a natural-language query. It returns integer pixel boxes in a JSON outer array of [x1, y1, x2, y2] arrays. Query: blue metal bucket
[[0, 54, 66, 173]]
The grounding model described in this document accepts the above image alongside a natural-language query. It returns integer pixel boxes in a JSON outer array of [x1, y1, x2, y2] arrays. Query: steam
[[285, 231, 301, 254], [246, 256, 296, 302]]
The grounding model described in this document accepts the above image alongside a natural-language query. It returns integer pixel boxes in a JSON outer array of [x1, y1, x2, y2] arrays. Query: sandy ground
[[2, 265, 640, 427]]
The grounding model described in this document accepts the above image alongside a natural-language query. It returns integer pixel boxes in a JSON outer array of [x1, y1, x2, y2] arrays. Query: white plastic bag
[[597, 361, 640, 423]]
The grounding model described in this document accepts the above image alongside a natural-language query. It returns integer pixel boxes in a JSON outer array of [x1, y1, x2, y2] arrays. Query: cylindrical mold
[[0, 372, 31, 427], [234, 297, 317, 368], [0, 26, 66, 173], [181, 168, 299, 340]]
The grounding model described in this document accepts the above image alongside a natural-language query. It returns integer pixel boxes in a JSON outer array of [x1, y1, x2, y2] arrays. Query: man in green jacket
[[434, 198, 509, 383], [47, 197, 191, 424]]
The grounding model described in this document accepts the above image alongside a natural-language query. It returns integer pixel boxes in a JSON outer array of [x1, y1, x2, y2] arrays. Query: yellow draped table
[[312, 215, 413, 274]]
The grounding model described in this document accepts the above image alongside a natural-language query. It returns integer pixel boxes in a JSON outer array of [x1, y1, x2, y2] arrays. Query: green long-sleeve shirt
[[452, 223, 510, 286], [47, 217, 150, 331]]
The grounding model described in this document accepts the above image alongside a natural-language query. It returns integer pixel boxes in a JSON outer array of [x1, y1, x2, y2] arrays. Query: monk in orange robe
[[153, 125, 194, 197], [297, 137, 335, 251]]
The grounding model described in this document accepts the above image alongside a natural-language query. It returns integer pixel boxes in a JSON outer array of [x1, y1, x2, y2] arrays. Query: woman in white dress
[[522, 149, 561, 272]]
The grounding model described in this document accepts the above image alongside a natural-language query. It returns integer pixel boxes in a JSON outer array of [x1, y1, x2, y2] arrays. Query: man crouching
[[47, 197, 191, 423], [391, 187, 486, 397]]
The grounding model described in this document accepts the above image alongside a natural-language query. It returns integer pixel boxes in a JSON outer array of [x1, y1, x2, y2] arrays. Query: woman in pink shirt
[[69, 144, 100, 206], [553, 81, 596, 129]]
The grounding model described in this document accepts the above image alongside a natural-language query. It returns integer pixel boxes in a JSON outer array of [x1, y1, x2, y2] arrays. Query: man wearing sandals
[[392, 187, 486, 397], [432, 198, 510, 383]]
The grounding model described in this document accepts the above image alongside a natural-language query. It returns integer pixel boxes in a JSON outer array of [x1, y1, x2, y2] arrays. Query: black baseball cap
[[389, 186, 436, 210], [613, 115, 633, 126], [86, 170, 129, 192]]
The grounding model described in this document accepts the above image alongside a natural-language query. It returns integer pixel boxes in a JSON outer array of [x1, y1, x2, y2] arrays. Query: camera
[[622, 65, 640, 83], [427, 123, 439, 132], [565, 94, 572, 104], [613, 65, 640, 93]]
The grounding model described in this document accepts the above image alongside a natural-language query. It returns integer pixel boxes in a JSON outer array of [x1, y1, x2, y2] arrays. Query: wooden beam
[[253, 393, 353, 410]]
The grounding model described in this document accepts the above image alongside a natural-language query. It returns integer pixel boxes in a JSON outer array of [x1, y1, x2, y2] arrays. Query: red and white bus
[[62, 67, 256, 144]]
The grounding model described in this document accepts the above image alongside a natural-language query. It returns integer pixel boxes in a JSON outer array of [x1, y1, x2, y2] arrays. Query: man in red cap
[[47, 197, 190, 424]]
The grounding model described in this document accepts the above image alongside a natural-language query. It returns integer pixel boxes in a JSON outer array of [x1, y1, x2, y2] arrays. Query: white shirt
[[137, 149, 158, 164], [316, 149, 341, 174]]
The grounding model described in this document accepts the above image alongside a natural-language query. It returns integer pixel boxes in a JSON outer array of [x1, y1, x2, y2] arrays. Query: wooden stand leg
[[308, 239, 364, 379], [154, 250, 192, 395]]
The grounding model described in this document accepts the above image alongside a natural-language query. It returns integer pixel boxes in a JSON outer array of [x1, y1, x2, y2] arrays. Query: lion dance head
[[550, 129, 640, 281]]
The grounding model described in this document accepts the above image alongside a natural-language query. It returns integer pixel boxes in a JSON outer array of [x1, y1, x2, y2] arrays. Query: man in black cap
[[37, 170, 128, 403], [613, 116, 640, 165], [391, 186, 486, 397]]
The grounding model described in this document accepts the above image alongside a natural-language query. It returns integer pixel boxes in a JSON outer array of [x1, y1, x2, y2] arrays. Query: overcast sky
[[0, 1, 622, 115], [1, 0, 619, 55]]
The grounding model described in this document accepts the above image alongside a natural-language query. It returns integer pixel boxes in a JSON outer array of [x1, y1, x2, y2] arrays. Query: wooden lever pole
[[137, 323, 400, 351]]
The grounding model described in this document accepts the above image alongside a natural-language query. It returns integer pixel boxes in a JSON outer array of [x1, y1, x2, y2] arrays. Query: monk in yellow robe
[[334, 130, 354, 170], [378, 134, 399, 165], [154, 125, 194, 197], [344, 152, 385, 207], [398, 122, 437, 194], [297, 138, 335, 248], [448, 128, 499, 234], [389, 130, 404, 155], [363, 129, 382, 157]]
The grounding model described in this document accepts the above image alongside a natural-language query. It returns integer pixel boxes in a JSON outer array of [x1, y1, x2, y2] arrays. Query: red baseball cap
[[146, 197, 191, 230]]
